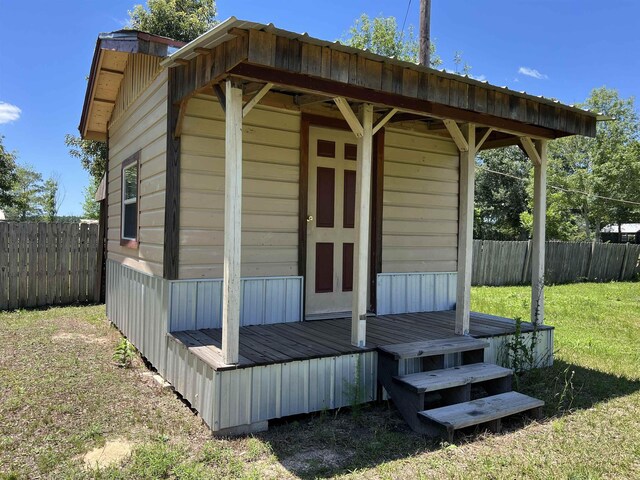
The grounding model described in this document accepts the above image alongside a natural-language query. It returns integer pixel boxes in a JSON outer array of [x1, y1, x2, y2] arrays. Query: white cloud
[[0, 102, 21, 124], [518, 67, 548, 80]]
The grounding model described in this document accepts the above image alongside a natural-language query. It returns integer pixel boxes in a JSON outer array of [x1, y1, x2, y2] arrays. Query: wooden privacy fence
[[0, 222, 100, 310], [473, 240, 640, 286]]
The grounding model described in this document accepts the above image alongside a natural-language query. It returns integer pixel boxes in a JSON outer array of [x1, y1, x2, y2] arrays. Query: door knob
[[307, 215, 314, 222]]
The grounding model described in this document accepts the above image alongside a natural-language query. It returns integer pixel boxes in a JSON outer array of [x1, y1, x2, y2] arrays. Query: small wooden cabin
[[79, 19, 596, 436]]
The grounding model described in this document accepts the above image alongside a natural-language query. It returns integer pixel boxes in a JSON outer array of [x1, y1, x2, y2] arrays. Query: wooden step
[[419, 391, 544, 434], [378, 336, 489, 360], [394, 363, 513, 393]]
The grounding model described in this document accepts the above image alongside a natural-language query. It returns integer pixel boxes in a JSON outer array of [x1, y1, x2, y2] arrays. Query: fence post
[[521, 239, 531, 285]]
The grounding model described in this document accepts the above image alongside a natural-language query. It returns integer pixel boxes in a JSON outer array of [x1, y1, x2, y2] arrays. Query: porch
[[169, 310, 553, 371]]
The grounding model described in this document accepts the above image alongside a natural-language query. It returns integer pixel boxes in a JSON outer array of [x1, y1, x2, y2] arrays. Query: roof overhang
[[79, 30, 185, 141], [162, 17, 598, 140]]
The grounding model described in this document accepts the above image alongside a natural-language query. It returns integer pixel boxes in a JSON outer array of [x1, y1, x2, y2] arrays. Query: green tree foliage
[[343, 14, 442, 67], [521, 88, 640, 241], [0, 135, 18, 209], [476, 87, 640, 241], [64, 135, 108, 183], [5, 165, 44, 221], [81, 176, 101, 220], [475, 147, 531, 240], [128, 0, 217, 43], [41, 175, 64, 222]]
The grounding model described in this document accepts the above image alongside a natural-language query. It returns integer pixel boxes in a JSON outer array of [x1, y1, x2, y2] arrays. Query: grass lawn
[[1, 282, 639, 479]]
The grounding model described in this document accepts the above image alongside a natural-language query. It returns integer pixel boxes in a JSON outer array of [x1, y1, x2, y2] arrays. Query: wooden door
[[305, 126, 359, 317]]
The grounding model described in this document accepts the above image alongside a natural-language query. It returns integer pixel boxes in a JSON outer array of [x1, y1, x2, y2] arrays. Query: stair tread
[[394, 363, 513, 393], [379, 336, 489, 360], [419, 391, 544, 430]]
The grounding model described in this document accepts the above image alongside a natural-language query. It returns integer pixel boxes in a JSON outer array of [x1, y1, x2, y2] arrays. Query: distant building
[[601, 223, 640, 243], [0, 210, 5, 221]]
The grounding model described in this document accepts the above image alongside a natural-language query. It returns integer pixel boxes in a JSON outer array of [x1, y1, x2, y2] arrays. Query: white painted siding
[[382, 128, 459, 273], [178, 95, 300, 279], [107, 69, 167, 276]]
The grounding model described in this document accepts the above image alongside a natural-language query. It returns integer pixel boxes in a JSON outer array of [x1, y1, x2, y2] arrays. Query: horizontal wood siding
[[107, 70, 168, 276], [381, 128, 459, 273], [178, 95, 301, 279]]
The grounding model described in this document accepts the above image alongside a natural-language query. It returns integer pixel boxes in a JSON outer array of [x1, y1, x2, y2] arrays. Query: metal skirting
[[483, 328, 555, 368], [376, 272, 457, 315], [106, 260, 170, 376], [165, 337, 377, 431], [168, 276, 303, 331]]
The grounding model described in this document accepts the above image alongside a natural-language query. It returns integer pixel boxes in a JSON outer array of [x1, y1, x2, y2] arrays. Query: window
[[120, 152, 140, 247]]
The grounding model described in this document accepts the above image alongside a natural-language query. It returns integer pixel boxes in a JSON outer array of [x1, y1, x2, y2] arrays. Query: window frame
[[120, 151, 140, 249]]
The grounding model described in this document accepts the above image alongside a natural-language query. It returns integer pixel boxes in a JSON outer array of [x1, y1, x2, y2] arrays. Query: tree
[[4, 165, 44, 221], [0, 135, 18, 209], [41, 174, 65, 222], [65, 135, 108, 184], [344, 14, 442, 67], [475, 147, 531, 240], [81, 176, 101, 220], [523, 87, 640, 241], [128, 0, 217, 43]]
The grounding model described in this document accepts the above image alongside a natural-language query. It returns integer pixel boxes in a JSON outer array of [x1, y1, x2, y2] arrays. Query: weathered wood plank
[[0, 222, 7, 309]]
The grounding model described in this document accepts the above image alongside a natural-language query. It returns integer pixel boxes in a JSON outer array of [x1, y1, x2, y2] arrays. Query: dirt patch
[[281, 448, 351, 474], [83, 439, 134, 470], [52, 332, 108, 345]]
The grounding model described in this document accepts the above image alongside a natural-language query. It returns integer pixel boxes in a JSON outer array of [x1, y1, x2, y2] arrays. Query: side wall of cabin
[[106, 55, 167, 276]]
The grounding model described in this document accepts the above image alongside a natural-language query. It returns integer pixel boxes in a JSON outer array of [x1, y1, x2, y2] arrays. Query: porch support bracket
[[520, 136, 542, 165], [243, 82, 273, 117], [221, 79, 243, 365], [373, 108, 398, 135], [444, 119, 469, 152], [333, 97, 364, 137], [529, 139, 548, 325], [455, 123, 476, 335]]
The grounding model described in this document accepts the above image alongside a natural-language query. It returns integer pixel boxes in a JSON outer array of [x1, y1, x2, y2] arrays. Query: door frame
[[299, 112, 385, 317]]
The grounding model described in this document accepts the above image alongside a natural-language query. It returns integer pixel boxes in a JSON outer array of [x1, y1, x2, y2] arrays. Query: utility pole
[[419, 0, 431, 67]]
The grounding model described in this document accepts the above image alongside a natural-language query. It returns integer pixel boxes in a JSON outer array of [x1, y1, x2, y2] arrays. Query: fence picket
[[0, 223, 7, 309]]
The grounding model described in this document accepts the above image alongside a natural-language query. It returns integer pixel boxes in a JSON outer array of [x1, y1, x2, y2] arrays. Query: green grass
[[0, 282, 639, 479]]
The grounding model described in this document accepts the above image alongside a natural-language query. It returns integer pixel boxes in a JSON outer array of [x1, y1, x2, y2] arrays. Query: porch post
[[222, 79, 243, 364], [352, 103, 374, 347], [531, 139, 547, 325], [455, 123, 476, 335]]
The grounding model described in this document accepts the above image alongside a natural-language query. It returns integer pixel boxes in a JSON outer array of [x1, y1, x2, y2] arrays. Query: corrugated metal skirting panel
[[483, 328, 554, 368], [168, 276, 303, 331], [106, 259, 170, 376], [165, 337, 377, 432], [376, 272, 457, 315]]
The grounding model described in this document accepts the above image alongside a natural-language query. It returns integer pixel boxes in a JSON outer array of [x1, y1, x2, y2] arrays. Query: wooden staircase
[[377, 336, 543, 442]]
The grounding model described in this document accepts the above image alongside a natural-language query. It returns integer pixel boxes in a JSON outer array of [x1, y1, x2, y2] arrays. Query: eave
[[79, 30, 185, 142]]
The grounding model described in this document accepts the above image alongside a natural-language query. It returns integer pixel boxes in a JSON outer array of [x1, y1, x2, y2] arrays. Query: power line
[[477, 165, 640, 207], [401, 0, 412, 36]]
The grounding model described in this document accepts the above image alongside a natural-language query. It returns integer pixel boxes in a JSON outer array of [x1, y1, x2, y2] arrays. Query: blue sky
[[1, 0, 638, 215]]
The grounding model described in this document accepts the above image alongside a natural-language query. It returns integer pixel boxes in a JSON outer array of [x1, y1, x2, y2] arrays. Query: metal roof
[[161, 17, 599, 120]]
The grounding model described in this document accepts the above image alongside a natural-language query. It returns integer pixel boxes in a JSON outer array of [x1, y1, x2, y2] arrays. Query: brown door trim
[[299, 112, 385, 315]]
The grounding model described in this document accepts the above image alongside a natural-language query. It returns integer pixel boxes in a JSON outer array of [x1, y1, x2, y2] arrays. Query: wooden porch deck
[[169, 311, 552, 371]]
